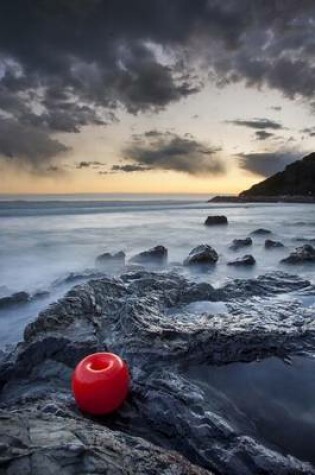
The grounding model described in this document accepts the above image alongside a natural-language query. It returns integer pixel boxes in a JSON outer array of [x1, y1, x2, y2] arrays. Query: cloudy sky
[[0, 0, 314, 195]]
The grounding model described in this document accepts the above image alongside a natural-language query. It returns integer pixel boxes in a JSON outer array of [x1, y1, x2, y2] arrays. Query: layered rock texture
[[183, 245, 219, 265], [281, 244, 315, 264], [1, 270, 315, 474], [129, 245, 168, 264], [229, 237, 252, 251], [227, 254, 256, 266]]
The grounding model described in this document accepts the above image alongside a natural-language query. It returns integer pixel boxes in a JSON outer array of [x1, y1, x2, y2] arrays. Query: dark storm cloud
[[238, 151, 300, 177], [0, 118, 68, 171], [111, 164, 152, 173], [270, 106, 282, 111], [227, 118, 283, 130], [255, 131, 274, 141], [76, 160, 104, 169], [122, 132, 225, 176], [0, 0, 314, 168], [301, 127, 315, 137], [76, 161, 90, 169]]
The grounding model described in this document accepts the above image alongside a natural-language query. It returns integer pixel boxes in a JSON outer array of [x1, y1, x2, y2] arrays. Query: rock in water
[[251, 228, 272, 236], [0, 270, 315, 475], [183, 245, 219, 266], [204, 215, 228, 225], [281, 244, 315, 264], [227, 254, 256, 266], [265, 239, 285, 249], [96, 250, 126, 267], [0, 291, 30, 309], [229, 237, 252, 251], [129, 245, 168, 264]]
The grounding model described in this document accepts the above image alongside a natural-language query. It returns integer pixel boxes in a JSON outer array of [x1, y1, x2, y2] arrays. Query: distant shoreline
[[209, 195, 315, 204]]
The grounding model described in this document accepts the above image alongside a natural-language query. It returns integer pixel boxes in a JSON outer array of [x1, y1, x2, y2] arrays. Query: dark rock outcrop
[[1, 270, 315, 474], [210, 195, 315, 203], [229, 237, 252, 251], [0, 409, 209, 475], [281, 244, 315, 264], [129, 245, 167, 264], [0, 291, 30, 309], [96, 250, 125, 267], [251, 228, 272, 236], [227, 254, 256, 266], [183, 245, 219, 266], [240, 153, 315, 198], [204, 215, 228, 225], [53, 269, 106, 287], [265, 239, 285, 249]]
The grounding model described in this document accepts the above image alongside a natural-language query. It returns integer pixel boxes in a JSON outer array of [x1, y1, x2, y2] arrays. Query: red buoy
[[72, 352, 129, 415]]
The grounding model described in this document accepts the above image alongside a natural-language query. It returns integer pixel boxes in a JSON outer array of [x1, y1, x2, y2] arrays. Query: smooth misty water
[[0, 195, 314, 345], [0, 195, 315, 466]]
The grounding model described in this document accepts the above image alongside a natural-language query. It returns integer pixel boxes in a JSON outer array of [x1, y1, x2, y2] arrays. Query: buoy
[[72, 352, 129, 415]]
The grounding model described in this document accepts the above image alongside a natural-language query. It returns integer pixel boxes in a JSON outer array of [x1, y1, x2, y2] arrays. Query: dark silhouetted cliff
[[240, 153, 315, 197]]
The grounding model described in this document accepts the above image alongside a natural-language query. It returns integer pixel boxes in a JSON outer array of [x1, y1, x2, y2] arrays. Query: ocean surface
[[1, 194, 315, 466], [0, 194, 314, 346]]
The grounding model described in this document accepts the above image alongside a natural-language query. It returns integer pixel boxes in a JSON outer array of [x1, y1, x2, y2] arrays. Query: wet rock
[[129, 245, 167, 264], [113, 370, 315, 475], [1, 270, 315, 475], [265, 239, 285, 249], [220, 271, 311, 300], [0, 410, 210, 475], [0, 291, 30, 309], [53, 269, 106, 287], [251, 228, 272, 235], [281, 244, 315, 264], [229, 237, 252, 251], [32, 289, 51, 300], [227, 255, 256, 266], [204, 215, 228, 225], [183, 245, 219, 266], [96, 250, 126, 267]]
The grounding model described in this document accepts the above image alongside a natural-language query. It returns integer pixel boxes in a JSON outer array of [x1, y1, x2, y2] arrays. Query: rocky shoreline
[[1, 263, 315, 474], [212, 153, 315, 203], [209, 195, 315, 203]]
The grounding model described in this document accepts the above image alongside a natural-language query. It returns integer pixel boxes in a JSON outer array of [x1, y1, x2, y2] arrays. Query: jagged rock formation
[[0, 291, 30, 309], [183, 245, 218, 266], [265, 239, 285, 249], [281, 244, 315, 264], [0, 270, 315, 474], [229, 237, 252, 251], [129, 245, 168, 264], [0, 409, 208, 475], [240, 153, 315, 198], [227, 254, 256, 266], [96, 250, 126, 267]]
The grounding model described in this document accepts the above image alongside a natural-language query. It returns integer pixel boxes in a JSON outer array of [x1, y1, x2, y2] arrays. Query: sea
[[1, 193, 315, 466], [0, 193, 314, 346]]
